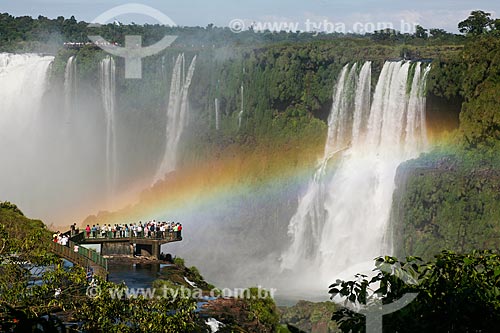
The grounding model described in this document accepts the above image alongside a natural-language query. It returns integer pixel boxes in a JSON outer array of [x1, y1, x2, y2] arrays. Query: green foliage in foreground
[[75, 281, 198, 333], [330, 250, 500, 332], [280, 300, 339, 332], [202, 287, 280, 332], [0, 201, 60, 319], [0, 201, 52, 258], [245, 287, 281, 332], [153, 257, 218, 292], [0, 203, 283, 332], [1, 202, 69, 327], [0, 201, 24, 216], [0, 203, 201, 331]]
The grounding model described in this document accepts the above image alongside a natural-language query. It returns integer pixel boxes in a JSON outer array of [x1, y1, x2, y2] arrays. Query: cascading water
[[64, 56, 77, 113], [280, 63, 368, 276], [215, 98, 220, 130], [0, 53, 53, 211], [154, 54, 197, 183], [238, 84, 244, 129], [405, 64, 430, 154], [100, 56, 117, 198], [281, 61, 430, 291]]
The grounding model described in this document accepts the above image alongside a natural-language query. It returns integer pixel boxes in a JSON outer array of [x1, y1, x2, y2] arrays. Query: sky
[[1, 0, 499, 33]]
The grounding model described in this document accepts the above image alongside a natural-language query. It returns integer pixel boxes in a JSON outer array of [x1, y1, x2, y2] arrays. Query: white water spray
[[154, 54, 197, 183], [281, 61, 430, 291], [64, 56, 77, 113], [0, 53, 53, 210], [215, 98, 220, 131], [238, 84, 244, 129], [100, 56, 117, 197]]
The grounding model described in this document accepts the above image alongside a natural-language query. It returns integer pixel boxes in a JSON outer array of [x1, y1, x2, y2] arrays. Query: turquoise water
[[107, 263, 173, 288]]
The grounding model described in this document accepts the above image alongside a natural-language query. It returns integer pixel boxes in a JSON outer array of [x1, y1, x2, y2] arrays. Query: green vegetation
[[202, 287, 281, 332], [333, 10, 500, 332], [0, 202, 204, 331], [173, 256, 185, 266], [0, 201, 60, 327], [458, 10, 497, 36], [0, 11, 465, 53], [392, 148, 500, 259], [2, 8, 500, 332], [393, 11, 500, 260], [154, 256, 217, 292], [245, 287, 281, 331], [1, 201, 280, 332], [280, 300, 339, 332], [75, 280, 198, 333], [1, 11, 467, 186], [330, 250, 500, 332]]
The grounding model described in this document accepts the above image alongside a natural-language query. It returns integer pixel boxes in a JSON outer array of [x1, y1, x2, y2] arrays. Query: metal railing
[[49, 240, 108, 276], [69, 231, 85, 243], [77, 231, 182, 242], [72, 240, 108, 269], [50, 227, 183, 277]]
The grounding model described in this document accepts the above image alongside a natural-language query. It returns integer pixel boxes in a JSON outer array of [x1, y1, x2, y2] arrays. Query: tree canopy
[[458, 10, 493, 36], [330, 251, 500, 332]]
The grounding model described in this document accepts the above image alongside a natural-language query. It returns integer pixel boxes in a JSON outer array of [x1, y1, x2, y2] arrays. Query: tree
[[0, 202, 203, 332], [75, 281, 198, 333], [329, 251, 500, 332], [414, 25, 428, 39], [492, 19, 500, 34], [0, 203, 69, 330], [458, 10, 492, 35]]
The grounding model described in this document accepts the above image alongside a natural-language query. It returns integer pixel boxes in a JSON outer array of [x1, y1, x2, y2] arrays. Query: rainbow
[[83, 137, 326, 226], [80, 120, 452, 228]]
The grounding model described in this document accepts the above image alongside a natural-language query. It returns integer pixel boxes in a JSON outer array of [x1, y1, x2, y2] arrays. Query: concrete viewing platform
[[75, 232, 182, 259], [49, 230, 182, 280]]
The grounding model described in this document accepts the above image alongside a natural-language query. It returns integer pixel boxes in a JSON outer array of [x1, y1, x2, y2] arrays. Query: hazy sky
[[2, 0, 499, 33]]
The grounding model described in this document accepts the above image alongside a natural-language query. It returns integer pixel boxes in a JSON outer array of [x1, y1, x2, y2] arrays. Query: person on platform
[[173, 223, 179, 239], [137, 223, 143, 238]]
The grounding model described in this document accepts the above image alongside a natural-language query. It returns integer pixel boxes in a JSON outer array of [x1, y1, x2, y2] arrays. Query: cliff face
[[390, 153, 500, 259], [425, 93, 461, 143], [279, 301, 339, 333], [390, 34, 500, 260]]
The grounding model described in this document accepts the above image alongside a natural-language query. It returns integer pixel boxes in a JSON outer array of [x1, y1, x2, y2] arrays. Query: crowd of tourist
[[63, 41, 121, 48], [53, 231, 69, 245], [74, 220, 183, 241]]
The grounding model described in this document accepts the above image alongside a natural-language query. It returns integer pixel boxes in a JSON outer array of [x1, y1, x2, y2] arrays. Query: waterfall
[[100, 56, 117, 197], [405, 64, 430, 154], [281, 61, 429, 290], [215, 98, 220, 131], [352, 62, 372, 146], [154, 54, 197, 183], [0, 53, 53, 132], [238, 84, 244, 129], [64, 56, 77, 113], [0, 53, 53, 209]]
